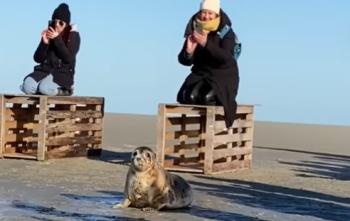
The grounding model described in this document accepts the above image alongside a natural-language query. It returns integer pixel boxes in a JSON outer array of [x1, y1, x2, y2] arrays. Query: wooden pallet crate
[[0, 94, 104, 161], [156, 103, 254, 174]]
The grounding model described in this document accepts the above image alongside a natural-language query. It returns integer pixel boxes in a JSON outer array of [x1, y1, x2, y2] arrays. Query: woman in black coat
[[177, 0, 239, 128], [20, 3, 80, 96]]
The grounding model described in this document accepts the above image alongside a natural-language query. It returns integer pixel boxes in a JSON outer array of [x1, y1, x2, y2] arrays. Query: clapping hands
[[185, 30, 208, 55]]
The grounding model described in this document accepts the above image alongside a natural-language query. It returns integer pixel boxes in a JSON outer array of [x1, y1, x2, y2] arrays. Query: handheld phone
[[48, 20, 56, 29], [194, 23, 203, 34]]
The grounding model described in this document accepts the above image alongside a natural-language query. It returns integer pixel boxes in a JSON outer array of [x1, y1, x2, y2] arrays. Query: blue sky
[[1, 1, 349, 126]]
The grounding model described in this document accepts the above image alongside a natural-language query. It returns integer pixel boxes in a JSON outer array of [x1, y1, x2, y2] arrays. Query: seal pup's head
[[131, 146, 156, 172]]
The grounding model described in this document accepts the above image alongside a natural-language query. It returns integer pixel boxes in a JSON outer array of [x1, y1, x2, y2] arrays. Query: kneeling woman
[[20, 3, 80, 96], [177, 0, 239, 128]]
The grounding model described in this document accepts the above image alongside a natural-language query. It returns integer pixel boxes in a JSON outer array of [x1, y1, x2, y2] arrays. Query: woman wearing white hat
[[177, 0, 240, 128]]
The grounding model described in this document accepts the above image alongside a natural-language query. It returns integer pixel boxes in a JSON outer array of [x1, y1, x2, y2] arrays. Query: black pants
[[181, 80, 220, 106]]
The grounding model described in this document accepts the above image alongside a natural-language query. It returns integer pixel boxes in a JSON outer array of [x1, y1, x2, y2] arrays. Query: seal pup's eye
[[132, 152, 137, 157], [145, 152, 151, 159]]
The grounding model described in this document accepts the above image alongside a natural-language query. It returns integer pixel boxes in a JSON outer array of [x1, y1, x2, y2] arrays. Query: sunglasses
[[48, 19, 66, 28]]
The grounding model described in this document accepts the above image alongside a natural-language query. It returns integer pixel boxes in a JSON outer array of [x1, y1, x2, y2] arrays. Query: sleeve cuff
[[184, 51, 193, 59]]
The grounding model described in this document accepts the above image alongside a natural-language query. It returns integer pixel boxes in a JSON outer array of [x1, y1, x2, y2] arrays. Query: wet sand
[[0, 113, 349, 221]]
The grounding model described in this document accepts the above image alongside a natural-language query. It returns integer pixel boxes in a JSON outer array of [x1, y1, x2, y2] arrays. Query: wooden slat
[[94, 104, 104, 144], [214, 132, 253, 145], [6, 128, 35, 134], [164, 143, 204, 155], [47, 96, 104, 105], [165, 166, 203, 173], [237, 105, 254, 114], [245, 113, 255, 164], [3, 95, 40, 105], [166, 116, 201, 127], [163, 147, 174, 155], [95, 104, 102, 112], [46, 110, 103, 119], [163, 104, 253, 119], [173, 152, 204, 164], [214, 119, 253, 131], [163, 160, 203, 173], [214, 105, 254, 115], [45, 129, 102, 139], [37, 96, 48, 161], [212, 159, 251, 173], [180, 114, 186, 142], [164, 104, 206, 115], [92, 131, 102, 137], [227, 127, 234, 161], [174, 155, 202, 164], [212, 147, 252, 161], [46, 136, 102, 146], [5, 133, 38, 142], [2, 94, 104, 104], [204, 106, 215, 174], [3, 153, 37, 160], [246, 113, 254, 121], [46, 122, 102, 133], [166, 108, 204, 115], [5, 121, 39, 130], [181, 151, 205, 161], [165, 152, 205, 161], [5, 133, 38, 143], [3, 141, 37, 147], [46, 146, 101, 159], [156, 104, 166, 165], [4, 145, 16, 154], [0, 95, 4, 158], [165, 130, 204, 141]]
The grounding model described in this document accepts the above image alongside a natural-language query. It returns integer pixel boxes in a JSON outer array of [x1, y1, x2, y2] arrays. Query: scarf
[[193, 16, 220, 34]]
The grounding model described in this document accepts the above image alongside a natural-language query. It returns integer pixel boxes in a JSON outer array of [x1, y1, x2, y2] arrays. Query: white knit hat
[[200, 0, 220, 14]]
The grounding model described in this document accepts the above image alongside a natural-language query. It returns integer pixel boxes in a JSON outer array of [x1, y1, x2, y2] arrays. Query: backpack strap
[[218, 24, 231, 39], [218, 24, 242, 60]]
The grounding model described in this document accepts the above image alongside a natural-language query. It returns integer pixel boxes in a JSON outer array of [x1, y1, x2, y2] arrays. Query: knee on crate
[[21, 77, 39, 94]]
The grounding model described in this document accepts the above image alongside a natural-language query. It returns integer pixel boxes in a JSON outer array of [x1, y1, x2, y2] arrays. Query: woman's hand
[[186, 35, 198, 55], [192, 31, 208, 47], [46, 27, 59, 40], [41, 30, 50, 44]]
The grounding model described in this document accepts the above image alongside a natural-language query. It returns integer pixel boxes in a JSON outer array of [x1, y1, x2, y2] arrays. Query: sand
[[0, 113, 349, 221]]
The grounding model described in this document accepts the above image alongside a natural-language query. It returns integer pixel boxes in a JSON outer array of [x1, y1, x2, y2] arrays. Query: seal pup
[[113, 146, 193, 212]]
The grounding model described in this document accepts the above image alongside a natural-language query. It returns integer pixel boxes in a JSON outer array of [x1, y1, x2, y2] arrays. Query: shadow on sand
[[172, 205, 269, 221], [191, 175, 350, 221], [89, 148, 131, 165], [61, 190, 124, 206], [12, 200, 148, 221], [12, 192, 267, 221], [60, 191, 268, 221], [256, 146, 350, 180]]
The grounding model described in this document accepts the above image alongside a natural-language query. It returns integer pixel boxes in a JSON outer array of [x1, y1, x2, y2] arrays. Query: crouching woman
[[177, 0, 239, 128], [20, 3, 80, 96]]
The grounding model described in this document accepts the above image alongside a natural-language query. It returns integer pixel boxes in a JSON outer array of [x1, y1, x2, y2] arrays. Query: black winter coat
[[177, 10, 239, 128], [28, 27, 80, 88]]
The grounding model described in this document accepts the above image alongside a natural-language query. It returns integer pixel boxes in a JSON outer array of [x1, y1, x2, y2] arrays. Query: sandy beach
[[0, 113, 349, 221]]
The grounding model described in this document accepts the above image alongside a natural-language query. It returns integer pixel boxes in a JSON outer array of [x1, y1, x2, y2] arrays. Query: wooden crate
[[156, 103, 254, 174], [0, 94, 104, 161]]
